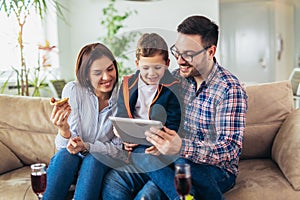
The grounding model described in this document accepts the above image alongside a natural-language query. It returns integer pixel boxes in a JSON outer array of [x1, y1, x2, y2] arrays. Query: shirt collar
[[204, 59, 219, 87], [108, 84, 118, 106]]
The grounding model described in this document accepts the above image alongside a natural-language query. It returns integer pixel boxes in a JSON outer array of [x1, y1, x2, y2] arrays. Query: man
[[102, 15, 248, 200]]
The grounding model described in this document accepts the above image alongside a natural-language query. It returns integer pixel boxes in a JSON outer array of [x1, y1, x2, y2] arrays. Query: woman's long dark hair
[[75, 43, 119, 92]]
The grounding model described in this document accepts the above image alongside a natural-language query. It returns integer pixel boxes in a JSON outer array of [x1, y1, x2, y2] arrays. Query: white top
[[133, 76, 158, 119], [55, 81, 123, 158]]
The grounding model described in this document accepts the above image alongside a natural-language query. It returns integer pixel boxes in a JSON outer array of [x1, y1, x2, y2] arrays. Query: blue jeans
[[131, 145, 178, 171], [130, 145, 179, 199], [102, 158, 236, 200], [102, 164, 168, 200], [179, 159, 236, 200], [43, 148, 112, 200]]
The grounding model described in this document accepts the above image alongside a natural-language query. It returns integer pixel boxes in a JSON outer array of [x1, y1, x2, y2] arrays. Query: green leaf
[[0, 71, 14, 94], [0, 0, 67, 96], [99, 0, 141, 78]]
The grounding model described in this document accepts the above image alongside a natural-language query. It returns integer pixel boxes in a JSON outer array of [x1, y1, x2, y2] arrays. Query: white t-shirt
[[133, 76, 158, 119]]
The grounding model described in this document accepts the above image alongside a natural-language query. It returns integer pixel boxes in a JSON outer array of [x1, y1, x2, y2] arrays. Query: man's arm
[[146, 86, 247, 164], [180, 86, 247, 165]]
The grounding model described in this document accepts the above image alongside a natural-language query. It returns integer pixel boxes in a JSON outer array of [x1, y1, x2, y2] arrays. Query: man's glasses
[[170, 45, 211, 62]]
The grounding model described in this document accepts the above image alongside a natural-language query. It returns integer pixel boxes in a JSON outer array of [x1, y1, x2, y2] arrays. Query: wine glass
[[31, 163, 47, 200], [174, 163, 192, 200]]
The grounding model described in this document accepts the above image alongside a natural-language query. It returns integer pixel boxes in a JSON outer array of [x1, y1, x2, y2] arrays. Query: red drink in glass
[[174, 174, 192, 196], [31, 163, 47, 200], [31, 172, 47, 194]]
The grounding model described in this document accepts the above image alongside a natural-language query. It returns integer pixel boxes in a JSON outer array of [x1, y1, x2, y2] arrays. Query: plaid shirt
[[173, 61, 248, 176]]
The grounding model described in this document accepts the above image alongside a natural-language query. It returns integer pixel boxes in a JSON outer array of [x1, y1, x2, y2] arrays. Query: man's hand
[[145, 126, 182, 155], [145, 145, 160, 156]]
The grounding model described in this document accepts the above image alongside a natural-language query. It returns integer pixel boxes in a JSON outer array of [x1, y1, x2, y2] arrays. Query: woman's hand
[[50, 103, 71, 138], [67, 136, 87, 154]]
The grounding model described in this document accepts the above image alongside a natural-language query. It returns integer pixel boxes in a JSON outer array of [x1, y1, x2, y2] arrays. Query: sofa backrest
[[0, 81, 294, 170], [0, 94, 57, 171], [241, 81, 294, 159]]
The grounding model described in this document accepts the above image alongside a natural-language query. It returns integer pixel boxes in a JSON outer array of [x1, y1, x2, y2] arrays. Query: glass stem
[[37, 194, 43, 200]]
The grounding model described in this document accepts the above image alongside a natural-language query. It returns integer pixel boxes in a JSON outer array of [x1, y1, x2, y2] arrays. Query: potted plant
[[0, 0, 65, 96], [99, 0, 140, 78]]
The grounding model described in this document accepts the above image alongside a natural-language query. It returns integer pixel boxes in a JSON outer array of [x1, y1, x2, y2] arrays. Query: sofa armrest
[[272, 108, 300, 190]]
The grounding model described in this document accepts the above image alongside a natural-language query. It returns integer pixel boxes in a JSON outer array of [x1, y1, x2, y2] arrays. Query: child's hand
[[122, 142, 138, 151], [145, 145, 161, 156], [122, 142, 138, 164]]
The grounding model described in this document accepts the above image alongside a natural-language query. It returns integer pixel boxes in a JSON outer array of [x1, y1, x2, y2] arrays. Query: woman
[[43, 43, 126, 200]]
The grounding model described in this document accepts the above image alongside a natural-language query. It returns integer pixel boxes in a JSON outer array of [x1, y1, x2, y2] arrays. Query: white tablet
[[109, 116, 163, 146]]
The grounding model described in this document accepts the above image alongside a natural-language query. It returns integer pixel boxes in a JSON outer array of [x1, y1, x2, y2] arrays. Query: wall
[[220, 0, 297, 83], [57, 0, 219, 81], [274, 1, 294, 80], [295, 4, 300, 68]]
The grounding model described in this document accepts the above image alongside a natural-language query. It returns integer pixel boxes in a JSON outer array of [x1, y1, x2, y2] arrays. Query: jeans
[[43, 148, 111, 200], [181, 159, 236, 200], [102, 157, 236, 200], [130, 145, 179, 199], [102, 165, 168, 200], [131, 145, 178, 171]]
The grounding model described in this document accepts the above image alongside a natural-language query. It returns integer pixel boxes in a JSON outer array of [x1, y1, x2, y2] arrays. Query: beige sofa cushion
[[0, 141, 23, 174], [272, 109, 300, 190], [0, 128, 56, 165], [241, 81, 294, 159], [225, 159, 300, 200], [0, 94, 57, 133], [0, 94, 57, 165], [0, 167, 37, 200]]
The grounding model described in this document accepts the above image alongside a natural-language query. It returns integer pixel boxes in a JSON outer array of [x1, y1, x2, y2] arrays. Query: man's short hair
[[177, 15, 219, 48]]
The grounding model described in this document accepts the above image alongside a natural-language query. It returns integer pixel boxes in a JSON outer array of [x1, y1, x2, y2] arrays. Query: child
[[116, 33, 183, 169]]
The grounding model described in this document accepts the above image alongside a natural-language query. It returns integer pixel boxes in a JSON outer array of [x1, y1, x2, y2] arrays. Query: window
[[0, 6, 59, 79]]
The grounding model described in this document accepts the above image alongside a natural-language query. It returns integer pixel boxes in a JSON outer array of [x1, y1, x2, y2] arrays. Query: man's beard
[[180, 63, 201, 78]]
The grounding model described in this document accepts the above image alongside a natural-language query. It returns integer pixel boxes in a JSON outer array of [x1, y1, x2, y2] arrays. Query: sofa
[[1, 80, 300, 200], [224, 80, 300, 199], [0, 95, 57, 200]]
